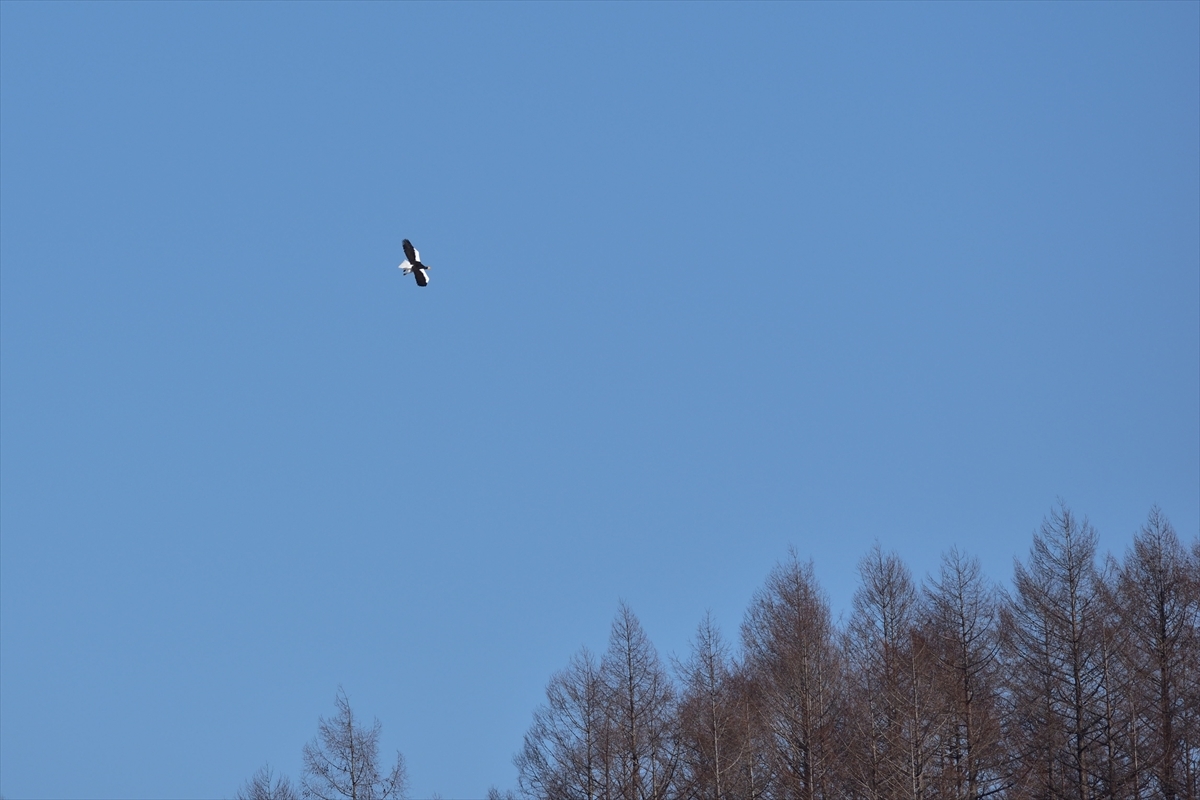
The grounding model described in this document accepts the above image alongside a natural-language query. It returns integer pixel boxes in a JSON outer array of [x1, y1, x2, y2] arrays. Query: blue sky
[[1, 3, 1196, 798]]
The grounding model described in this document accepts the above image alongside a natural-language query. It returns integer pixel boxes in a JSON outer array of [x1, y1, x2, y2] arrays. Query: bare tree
[[601, 602, 679, 800], [517, 605, 678, 800], [1116, 508, 1200, 800], [301, 688, 408, 800], [845, 544, 941, 800], [676, 612, 749, 800], [727, 664, 775, 800], [1093, 556, 1142, 800], [516, 648, 610, 800], [925, 548, 1008, 800], [239, 765, 300, 800], [1004, 504, 1106, 800], [1000, 564, 1056, 800], [1187, 537, 1200, 800], [508, 507, 1193, 800], [741, 554, 843, 800]]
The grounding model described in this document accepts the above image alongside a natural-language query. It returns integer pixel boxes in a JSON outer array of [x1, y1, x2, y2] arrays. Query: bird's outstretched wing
[[414, 269, 430, 287], [402, 239, 418, 264]]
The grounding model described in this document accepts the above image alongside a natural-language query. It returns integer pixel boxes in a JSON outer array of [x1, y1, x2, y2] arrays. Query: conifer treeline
[[515, 505, 1200, 800]]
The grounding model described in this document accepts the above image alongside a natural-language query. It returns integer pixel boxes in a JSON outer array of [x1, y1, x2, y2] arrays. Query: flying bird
[[398, 239, 430, 286]]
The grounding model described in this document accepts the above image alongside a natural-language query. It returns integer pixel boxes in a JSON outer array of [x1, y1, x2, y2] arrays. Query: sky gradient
[[2, 3, 1197, 798]]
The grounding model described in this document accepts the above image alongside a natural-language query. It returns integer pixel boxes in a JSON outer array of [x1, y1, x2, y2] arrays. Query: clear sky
[[1, 3, 1197, 798]]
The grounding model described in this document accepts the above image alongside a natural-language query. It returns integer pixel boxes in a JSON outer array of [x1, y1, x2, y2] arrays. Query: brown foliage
[[516, 506, 1197, 800]]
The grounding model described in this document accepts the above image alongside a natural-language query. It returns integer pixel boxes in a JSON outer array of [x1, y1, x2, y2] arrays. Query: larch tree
[[516, 648, 610, 800], [1187, 537, 1200, 800], [925, 548, 1008, 800], [301, 688, 408, 800], [741, 554, 843, 800], [1093, 556, 1140, 800], [1116, 508, 1200, 800], [508, 504, 1195, 800], [845, 544, 940, 800], [600, 602, 680, 800], [676, 612, 746, 800], [1004, 505, 1106, 800], [239, 765, 300, 800]]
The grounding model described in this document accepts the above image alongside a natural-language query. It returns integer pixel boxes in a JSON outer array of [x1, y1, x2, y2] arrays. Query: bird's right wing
[[402, 239, 417, 263]]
